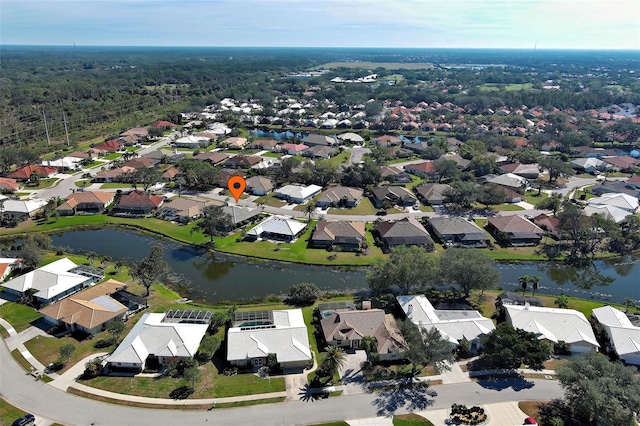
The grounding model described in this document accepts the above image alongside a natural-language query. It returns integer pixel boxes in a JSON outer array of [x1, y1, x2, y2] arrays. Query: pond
[[49, 228, 640, 305]]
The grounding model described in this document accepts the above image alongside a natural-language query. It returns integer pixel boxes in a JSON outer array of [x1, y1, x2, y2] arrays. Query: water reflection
[[191, 253, 235, 281], [544, 262, 615, 290]]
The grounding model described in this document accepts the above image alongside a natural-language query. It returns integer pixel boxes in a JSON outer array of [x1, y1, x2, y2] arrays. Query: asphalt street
[[1, 338, 563, 426]]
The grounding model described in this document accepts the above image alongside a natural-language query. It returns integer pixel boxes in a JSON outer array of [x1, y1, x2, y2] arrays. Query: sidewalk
[[415, 401, 531, 425]]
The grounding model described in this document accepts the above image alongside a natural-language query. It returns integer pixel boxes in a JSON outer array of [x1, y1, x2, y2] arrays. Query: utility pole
[[42, 110, 51, 145], [62, 111, 70, 147]]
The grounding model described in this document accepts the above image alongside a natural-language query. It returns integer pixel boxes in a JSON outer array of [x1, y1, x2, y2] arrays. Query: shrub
[[94, 337, 116, 348], [286, 282, 321, 306], [169, 386, 194, 400]]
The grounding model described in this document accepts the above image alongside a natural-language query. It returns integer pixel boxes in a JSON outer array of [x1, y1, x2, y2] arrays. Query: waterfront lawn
[[0, 303, 41, 333], [214, 222, 385, 265], [0, 398, 29, 426], [80, 361, 285, 398]]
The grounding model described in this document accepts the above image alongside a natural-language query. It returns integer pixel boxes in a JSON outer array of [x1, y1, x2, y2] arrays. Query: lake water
[[50, 228, 640, 304]]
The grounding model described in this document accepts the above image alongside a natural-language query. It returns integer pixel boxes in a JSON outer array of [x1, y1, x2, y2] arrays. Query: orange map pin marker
[[227, 176, 246, 203]]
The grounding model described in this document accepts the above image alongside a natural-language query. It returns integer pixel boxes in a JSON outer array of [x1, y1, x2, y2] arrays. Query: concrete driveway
[[348, 147, 371, 164], [339, 349, 367, 395]]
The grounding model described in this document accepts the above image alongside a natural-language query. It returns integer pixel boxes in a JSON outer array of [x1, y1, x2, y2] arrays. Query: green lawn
[[327, 151, 351, 167], [478, 83, 534, 92], [83, 161, 103, 168], [262, 151, 282, 158], [100, 183, 134, 189], [0, 398, 29, 426], [329, 198, 378, 215], [523, 191, 548, 205], [0, 303, 41, 333], [393, 413, 435, 425], [254, 193, 287, 208], [103, 153, 123, 160], [23, 178, 58, 190], [489, 204, 525, 212], [75, 180, 90, 188]]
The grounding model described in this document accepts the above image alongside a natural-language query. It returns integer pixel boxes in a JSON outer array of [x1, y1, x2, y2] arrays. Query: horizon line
[[2, 44, 639, 51]]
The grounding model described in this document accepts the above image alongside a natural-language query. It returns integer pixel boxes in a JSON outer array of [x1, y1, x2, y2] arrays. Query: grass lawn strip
[[10, 349, 33, 372], [0, 398, 30, 426], [393, 413, 435, 425], [67, 388, 211, 410], [0, 303, 41, 333]]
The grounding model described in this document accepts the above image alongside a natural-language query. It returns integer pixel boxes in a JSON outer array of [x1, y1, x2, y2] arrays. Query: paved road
[[1, 338, 563, 426], [347, 147, 371, 164]]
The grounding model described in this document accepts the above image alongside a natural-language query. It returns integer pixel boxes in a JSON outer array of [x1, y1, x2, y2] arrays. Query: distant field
[[478, 83, 534, 92], [317, 62, 433, 70]]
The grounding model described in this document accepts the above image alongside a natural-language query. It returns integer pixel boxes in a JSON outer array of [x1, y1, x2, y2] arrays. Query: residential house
[[152, 121, 178, 131], [39, 279, 128, 335], [498, 163, 540, 179], [570, 158, 610, 174], [162, 166, 181, 181], [504, 304, 599, 354], [305, 145, 337, 159], [427, 217, 490, 248], [94, 166, 136, 183], [488, 184, 522, 203], [320, 309, 405, 361], [316, 186, 364, 209], [123, 157, 159, 169], [0, 177, 20, 193], [1, 199, 48, 218], [370, 186, 417, 208], [56, 191, 115, 216], [219, 137, 246, 150], [311, 220, 365, 249], [435, 153, 470, 170], [174, 135, 211, 149], [303, 134, 338, 147], [533, 214, 560, 238], [120, 127, 149, 141], [223, 155, 263, 169], [246, 215, 307, 242], [486, 215, 545, 246], [375, 135, 401, 147], [584, 193, 639, 223], [192, 151, 231, 166], [91, 140, 124, 153], [0, 257, 22, 282], [112, 190, 164, 216], [337, 132, 365, 144], [1, 258, 104, 304], [602, 156, 640, 172], [106, 310, 210, 372], [218, 169, 246, 187], [221, 205, 261, 230], [376, 217, 433, 249], [274, 184, 322, 204], [279, 143, 309, 155], [380, 166, 412, 184], [250, 139, 279, 151], [485, 173, 529, 191], [157, 197, 207, 223], [227, 309, 312, 371], [9, 165, 57, 181], [245, 176, 275, 196], [415, 183, 451, 206], [404, 161, 437, 178], [592, 306, 640, 366], [590, 181, 640, 198], [397, 295, 495, 352], [42, 157, 83, 170]]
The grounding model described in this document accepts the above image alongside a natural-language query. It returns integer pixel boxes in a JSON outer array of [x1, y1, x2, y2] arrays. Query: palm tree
[[555, 294, 569, 309], [518, 275, 529, 297], [529, 276, 541, 298], [360, 336, 379, 362], [321, 346, 347, 378], [302, 202, 317, 223]]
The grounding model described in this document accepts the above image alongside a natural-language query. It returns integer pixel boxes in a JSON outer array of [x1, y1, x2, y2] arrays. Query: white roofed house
[[1, 258, 105, 304], [274, 184, 322, 204], [246, 215, 307, 242], [227, 309, 312, 372], [106, 310, 210, 372], [592, 305, 640, 366], [0, 257, 22, 282], [504, 304, 599, 354], [396, 295, 495, 353], [584, 193, 639, 224]]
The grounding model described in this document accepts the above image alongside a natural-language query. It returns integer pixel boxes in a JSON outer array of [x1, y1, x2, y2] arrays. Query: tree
[[287, 282, 321, 306], [557, 201, 601, 262], [439, 248, 499, 297], [435, 160, 460, 182], [196, 335, 221, 363], [20, 237, 43, 269], [536, 193, 562, 215], [529, 275, 541, 297], [556, 352, 640, 426], [320, 346, 347, 379], [539, 157, 574, 182], [480, 323, 551, 369], [476, 185, 506, 208], [302, 202, 317, 223], [360, 336, 379, 362], [130, 245, 170, 297], [554, 294, 569, 309], [183, 365, 202, 389], [84, 358, 103, 378], [59, 343, 76, 364], [443, 180, 478, 210], [518, 275, 529, 296], [132, 167, 162, 191], [397, 320, 455, 377], [367, 245, 439, 295], [106, 319, 125, 342], [193, 205, 233, 242]]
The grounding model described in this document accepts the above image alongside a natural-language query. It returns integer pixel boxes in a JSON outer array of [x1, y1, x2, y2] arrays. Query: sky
[[2, 0, 639, 49]]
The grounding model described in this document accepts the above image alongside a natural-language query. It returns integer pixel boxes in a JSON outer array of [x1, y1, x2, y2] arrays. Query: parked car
[[523, 417, 538, 425], [12, 414, 35, 426], [376, 210, 388, 216]]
